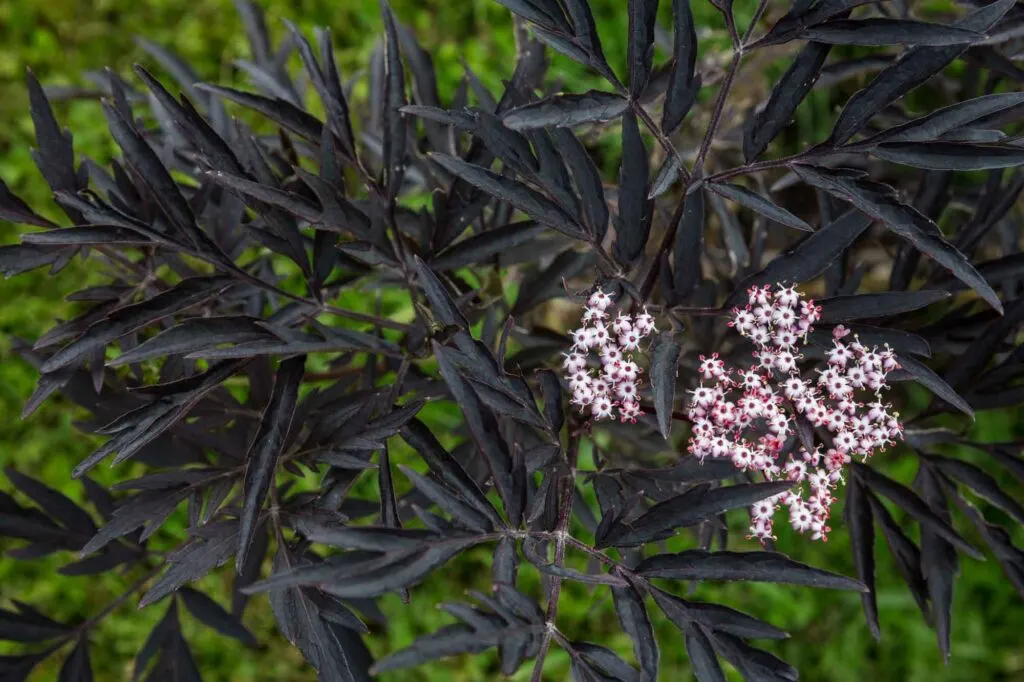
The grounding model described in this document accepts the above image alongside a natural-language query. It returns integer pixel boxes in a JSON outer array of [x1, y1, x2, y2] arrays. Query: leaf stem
[[635, 33, 752, 304], [633, 102, 692, 187], [179, 245, 414, 332], [692, 48, 743, 176], [70, 566, 159, 637], [635, 189, 689, 304], [742, 0, 772, 44]]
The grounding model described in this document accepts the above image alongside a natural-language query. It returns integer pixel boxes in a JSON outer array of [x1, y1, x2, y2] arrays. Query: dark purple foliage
[[2, 1, 1024, 680]]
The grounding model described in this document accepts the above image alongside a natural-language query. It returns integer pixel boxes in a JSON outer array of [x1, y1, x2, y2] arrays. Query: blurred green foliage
[[1, 1, 1022, 680]]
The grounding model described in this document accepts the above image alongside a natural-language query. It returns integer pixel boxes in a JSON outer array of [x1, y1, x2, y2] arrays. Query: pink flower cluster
[[688, 284, 904, 542], [563, 289, 656, 423]]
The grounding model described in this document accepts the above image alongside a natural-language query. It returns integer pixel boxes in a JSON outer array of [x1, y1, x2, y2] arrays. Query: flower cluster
[[688, 284, 903, 542], [563, 289, 656, 423]]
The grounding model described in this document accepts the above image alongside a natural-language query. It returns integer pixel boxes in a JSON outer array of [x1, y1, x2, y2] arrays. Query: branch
[[529, 432, 580, 682]]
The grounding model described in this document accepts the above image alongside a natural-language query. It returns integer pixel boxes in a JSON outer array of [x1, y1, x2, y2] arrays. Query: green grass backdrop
[[1, 1, 1022, 680]]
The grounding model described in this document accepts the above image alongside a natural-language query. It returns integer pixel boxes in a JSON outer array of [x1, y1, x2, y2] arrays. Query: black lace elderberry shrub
[[2, 0, 1024, 679]]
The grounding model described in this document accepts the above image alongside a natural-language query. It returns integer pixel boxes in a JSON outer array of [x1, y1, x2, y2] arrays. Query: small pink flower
[[826, 374, 852, 398], [690, 386, 715, 408], [774, 329, 798, 348], [749, 327, 770, 346], [588, 288, 612, 311], [751, 285, 773, 306], [572, 385, 595, 406], [790, 506, 812, 533], [570, 328, 590, 351], [634, 308, 657, 336], [733, 309, 755, 332], [866, 400, 888, 421], [601, 345, 622, 365], [619, 360, 640, 382], [755, 350, 775, 370], [619, 399, 642, 423], [865, 371, 886, 391], [752, 500, 774, 521], [591, 396, 614, 420], [794, 393, 815, 412], [582, 306, 606, 323], [562, 352, 587, 374], [733, 446, 754, 469], [801, 299, 821, 323], [569, 371, 591, 389], [692, 419, 713, 438], [826, 448, 851, 470], [775, 351, 797, 373], [846, 366, 866, 388], [834, 431, 858, 453], [740, 369, 764, 391], [809, 520, 830, 541], [603, 362, 621, 382], [783, 376, 807, 399], [772, 306, 797, 328], [776, 286, 800, 307], [827, 343, 851, 367], [836, 397, 858, 414], [825, 410, 847, 432], [619, 330, 641, 351], [698, 354, 726, 380], [616, 381, 638, 402]]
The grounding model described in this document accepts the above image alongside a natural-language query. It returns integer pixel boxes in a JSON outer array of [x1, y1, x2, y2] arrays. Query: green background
[[1, 1, 1021, 680]]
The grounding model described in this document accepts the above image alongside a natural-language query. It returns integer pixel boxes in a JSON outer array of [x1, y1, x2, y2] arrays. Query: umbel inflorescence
[[696, 284, 904, 542], [567, 284, 904, 543], [563, 289, 657, 423]]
